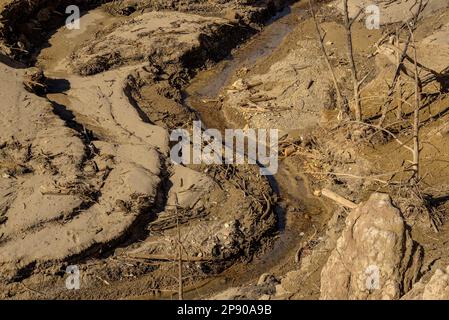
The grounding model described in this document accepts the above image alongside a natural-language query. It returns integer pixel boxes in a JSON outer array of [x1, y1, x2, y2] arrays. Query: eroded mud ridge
[[0, 0, 287, 299]]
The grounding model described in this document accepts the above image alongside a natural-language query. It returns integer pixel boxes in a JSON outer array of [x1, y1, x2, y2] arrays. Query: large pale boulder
[[403, 266, 449, 300], [320, 193, 423, 300]]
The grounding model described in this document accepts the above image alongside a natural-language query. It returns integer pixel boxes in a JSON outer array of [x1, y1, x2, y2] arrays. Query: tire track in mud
[[0, 8, 171, 281]]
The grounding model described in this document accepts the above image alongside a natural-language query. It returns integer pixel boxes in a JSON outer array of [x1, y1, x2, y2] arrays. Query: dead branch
[[378, 0, 427, 126], [175, 193, 184, 300], [343, 0, 362, 121], [308, 0, 349, 119], [408, 25, 421, 183], [126, 254, 213, 262], [305, 170, 393, 184], [350, 121, 414, 153], [313, 188, 358, 209], [395, 29, 404, 120]]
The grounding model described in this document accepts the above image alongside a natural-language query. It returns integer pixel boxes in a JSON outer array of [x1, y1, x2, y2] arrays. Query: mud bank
[[2, 0, 449, 301], [0, 0, 110, 59]]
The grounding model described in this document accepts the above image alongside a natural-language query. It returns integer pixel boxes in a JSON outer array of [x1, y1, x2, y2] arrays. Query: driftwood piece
[[313, 188, 358, 209]]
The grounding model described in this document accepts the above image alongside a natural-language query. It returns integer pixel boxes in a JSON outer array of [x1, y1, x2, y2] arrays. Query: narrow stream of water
[[181, 1, 330, 298], [184, 2, 308, 133]]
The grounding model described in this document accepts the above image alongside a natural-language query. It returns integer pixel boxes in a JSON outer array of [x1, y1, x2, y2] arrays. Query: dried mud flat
[[1, 0, 449, 301]]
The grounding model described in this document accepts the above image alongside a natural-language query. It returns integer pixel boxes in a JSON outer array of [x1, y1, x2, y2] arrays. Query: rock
[[257, 273, 278, 286], [274, 283, 290, 297], [402, 266, 449, 300], [211, 283, 276, 300], [422, 268, 449, 299], [320, 193, 423, 300]]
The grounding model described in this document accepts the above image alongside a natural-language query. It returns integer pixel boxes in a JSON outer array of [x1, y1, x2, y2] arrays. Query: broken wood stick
[[313, 188, 358, 209]]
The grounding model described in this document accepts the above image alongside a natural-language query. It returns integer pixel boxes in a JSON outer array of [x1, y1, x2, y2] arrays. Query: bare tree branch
[[343, 0, 362, 121], [308, 0, 349, 119]]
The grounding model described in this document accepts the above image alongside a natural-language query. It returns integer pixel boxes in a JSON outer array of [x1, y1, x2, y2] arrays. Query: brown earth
[[0, 0, 286, 299], [186, 0, 449, 300], [1, 0, 449, 300]]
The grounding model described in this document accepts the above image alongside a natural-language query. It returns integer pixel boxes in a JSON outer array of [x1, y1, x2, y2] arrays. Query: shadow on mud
[[46, 78, 71, 93]]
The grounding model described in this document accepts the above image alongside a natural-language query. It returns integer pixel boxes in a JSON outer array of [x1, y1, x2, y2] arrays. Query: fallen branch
[[313, 188, 358, 209]]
